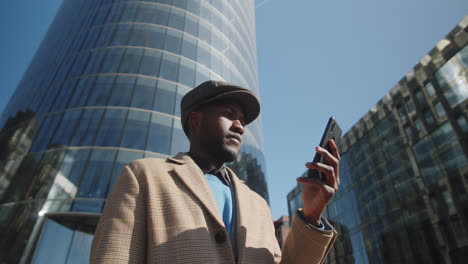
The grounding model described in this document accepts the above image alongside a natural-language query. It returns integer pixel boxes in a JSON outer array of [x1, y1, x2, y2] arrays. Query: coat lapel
[[227, 167, 249, 263], [167, 153, 225, 228]]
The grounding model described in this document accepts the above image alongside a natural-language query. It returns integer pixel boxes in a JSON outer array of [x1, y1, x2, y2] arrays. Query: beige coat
[[90, 153, 337, 263]]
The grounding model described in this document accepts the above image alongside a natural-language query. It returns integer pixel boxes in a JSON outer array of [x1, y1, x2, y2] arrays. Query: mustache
[[226, 133, 242, 143]]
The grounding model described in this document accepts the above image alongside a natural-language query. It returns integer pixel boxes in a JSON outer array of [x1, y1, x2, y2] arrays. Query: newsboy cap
[[181, 80, 260, 136]]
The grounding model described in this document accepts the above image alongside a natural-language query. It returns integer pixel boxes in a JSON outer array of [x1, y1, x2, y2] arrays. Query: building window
[[397, 104, 407, 121], [415, 89, 425, 106], [456, 115, 468, 132], [414, 118, 424, 133], [433, 101, 446, 119], [435, 46, 468, 108], [32, 218, 93, 264], [424, 82, 436, 97], [423, 110, 435, 127], [432, 122, 456, 148], [405, 96, 415, 113]]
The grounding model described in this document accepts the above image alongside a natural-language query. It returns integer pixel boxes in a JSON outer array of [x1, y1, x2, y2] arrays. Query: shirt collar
[[187, 152, 231, 185]]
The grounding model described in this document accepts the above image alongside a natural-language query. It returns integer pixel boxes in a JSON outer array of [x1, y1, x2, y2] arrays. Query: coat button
[[215, 231, 227, 243]]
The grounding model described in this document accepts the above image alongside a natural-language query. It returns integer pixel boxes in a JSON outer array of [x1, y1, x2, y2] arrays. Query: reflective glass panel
[[147, 26, 166, 50], [32, 219, 73, 264], [456, 115, 468, 132], [139, 49, 162, 77], [171, 117, 189, 155], [433, 101, 446, 119], [95, 108, 127, 147], [70, 109, 104, 146], [405, 96, 415, 113], [432, 122, 455, 148], [159, 53, 180, 82], [120, 110, 150, 150], [146, 113, 172, 154], [424, 82, 436, 97], [153, 80, 176, 114], [130, 77, 157, 110], [108, 75, 135, 107]]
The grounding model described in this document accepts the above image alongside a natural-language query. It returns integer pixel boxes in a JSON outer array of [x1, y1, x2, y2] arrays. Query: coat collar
[[167, 153, 225, 228], [168, 153, 250, 261]]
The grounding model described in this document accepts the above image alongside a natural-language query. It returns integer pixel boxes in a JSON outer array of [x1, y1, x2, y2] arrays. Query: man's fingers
[[329, 139, 341, 161], [305, 162, 338, 190], [296, 177, 336, 197], [315, 146, 338, 168]]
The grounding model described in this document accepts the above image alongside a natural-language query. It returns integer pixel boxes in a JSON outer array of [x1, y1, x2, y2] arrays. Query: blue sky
[[0, 1, 467, 220]]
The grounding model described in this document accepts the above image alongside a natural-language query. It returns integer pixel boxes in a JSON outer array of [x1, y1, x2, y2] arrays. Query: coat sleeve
[[90, 164, 147, 264], [280, 210, 338, 264]]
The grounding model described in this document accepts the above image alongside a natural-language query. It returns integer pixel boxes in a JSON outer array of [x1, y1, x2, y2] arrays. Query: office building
[[273, 215, 290, 249], [288, 17, 468, 263], [0, 1, 266, 263]]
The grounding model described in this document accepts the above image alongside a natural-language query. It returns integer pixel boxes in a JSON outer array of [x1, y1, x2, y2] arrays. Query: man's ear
[[189, 111, 203, 136]]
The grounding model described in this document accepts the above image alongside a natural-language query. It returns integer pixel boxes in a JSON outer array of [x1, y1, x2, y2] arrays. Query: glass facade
[[288, 19, 467, 264], [0, 0, 266, 263]]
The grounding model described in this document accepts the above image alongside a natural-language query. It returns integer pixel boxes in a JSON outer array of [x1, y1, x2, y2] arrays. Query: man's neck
[[188, 147, 224, 170]]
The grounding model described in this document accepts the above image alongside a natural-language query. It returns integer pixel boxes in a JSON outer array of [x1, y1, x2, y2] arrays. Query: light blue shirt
[[205, 174, 233, 237]]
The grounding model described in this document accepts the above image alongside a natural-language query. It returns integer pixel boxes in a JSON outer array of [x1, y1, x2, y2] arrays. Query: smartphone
[[307, 117, 342, 180]]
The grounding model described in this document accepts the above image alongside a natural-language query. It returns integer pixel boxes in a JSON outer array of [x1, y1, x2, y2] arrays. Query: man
[[91, 80, 340, 263]]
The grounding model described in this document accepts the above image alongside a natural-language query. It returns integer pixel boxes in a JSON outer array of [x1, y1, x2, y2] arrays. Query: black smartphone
[[307, 117, 342, 180]]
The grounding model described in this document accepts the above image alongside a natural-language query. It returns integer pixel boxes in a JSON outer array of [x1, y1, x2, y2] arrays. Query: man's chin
[[220, 146, 239, 162]]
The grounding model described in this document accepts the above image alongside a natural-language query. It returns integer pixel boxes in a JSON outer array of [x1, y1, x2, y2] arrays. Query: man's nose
[[232, 120, 245, 135]]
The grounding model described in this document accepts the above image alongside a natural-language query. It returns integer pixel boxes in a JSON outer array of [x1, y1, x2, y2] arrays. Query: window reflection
[[433, 101, 446, 119], [147, 26, 166, 50], [130, 77, 157, 110], [87, 75, 115, 107], [68, 77, 93, 108], [50, 109, 82, 146], [32, 218, 92, 264], [94, 108, 127, 147], [120, 48, 143, 74], [432, 122, 455, 148], [153, 4, 171, 26], [108, 75, 135, 107], [73, 149, 117, 212], [168, 8, 186, 31], [129, 24, 147, 47], [435, 46, 468, 108], [456, 115, 468, 132], [120, 110, 150, 150], [159, 53, 180, 82], [121, 2, 138, 22], [112, 24, 131, 46], [181, 34, 198, 61], [178, 59, 196, 87], [423, 110, 435, 127], [439, 144, 467, 173], [153, 80, 177, 114], [424, 82, 436, 97], [170, 118, 189, 155], [101, 48, 124, 73], [140, 49, 162, 77], [146, 113, 172, 155], [405, 96, 415, 113]]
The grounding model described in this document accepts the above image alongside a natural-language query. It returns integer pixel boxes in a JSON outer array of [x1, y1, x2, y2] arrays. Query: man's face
[[193, 100, 246, 163]]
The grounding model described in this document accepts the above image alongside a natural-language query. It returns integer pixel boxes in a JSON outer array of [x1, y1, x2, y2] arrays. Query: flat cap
[[181, 80, 260, 136]]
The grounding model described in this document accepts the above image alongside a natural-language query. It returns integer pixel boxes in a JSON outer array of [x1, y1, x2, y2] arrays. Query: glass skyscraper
[[288, 17, 467, 263], [0, 1, 267, 263]]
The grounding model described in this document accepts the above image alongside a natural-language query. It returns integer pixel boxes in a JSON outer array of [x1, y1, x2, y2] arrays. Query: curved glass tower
[[0, 1, 266, 263]]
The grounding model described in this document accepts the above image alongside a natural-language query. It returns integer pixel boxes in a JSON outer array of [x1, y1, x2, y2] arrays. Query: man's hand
[[297, 139, 340, 226]]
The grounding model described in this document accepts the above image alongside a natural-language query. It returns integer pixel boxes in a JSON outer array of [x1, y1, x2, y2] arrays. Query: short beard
[[202, 136, 238, 163]]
